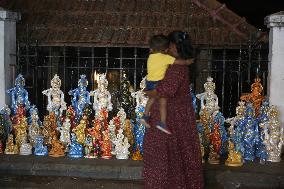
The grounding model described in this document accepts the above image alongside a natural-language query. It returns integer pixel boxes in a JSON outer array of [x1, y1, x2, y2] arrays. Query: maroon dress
[[143, 64, 204, 189]]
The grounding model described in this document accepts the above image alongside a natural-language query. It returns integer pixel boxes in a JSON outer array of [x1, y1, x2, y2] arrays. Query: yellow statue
[[124, 119, 134, 154], [132, 146, 143, 160], [49, 136, 65, 157], [13, 117, 28, 147], [4, 134, 18, 154], [225, 141, 243, 167], [72, 116, 87, 144]]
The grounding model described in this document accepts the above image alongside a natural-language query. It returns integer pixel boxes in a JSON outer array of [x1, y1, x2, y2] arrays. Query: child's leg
[[144, 97, 155, 116], [159, 97, 167, 124]]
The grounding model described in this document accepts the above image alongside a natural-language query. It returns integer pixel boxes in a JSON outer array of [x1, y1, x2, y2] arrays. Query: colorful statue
[[49, 136, 65, 157], [124, 119, 134, 154], [263, 106, 284, 162], [28, 106, 42, 147], [68, 133, 83, 158], [13, 117, 28, 148], [101, 130, 112, 159], [132, 107, 146, 160], [57, 117, 71, 146], [240, 77, 265, 118], [84, 134, 95, 158], [68, 75, 91, 116], [225, 141, 243, 167], [34, 136, 48, 156], [131, 77, 148, 110], [212, 108, 227, 155], [196, 77, 219, 115], [4, 134, 18, 154], [119, 73, 134, 119], [242, 103, 259, 161], [0, 105, 13, 142], [72, 116, 87, 144], [91, 73, 113, 116], [42, 74, 67, 117], [6, 74, 30, 115]]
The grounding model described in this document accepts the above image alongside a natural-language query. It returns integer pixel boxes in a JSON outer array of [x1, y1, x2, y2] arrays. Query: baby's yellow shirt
[[146, 53, 175, 81]]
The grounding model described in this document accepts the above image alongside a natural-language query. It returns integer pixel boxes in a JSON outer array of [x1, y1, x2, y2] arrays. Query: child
[[141, 34, 193, 134]]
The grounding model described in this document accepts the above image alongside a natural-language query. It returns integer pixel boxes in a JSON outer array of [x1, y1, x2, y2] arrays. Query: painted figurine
[[34, 136, 48, 156], [49, 136, 65, 157], [6, 74, 30, 115], [68, 75, 91, 117], [68, 133, 83, 158], [72, 116, 87, 144], [42, 74, 67, 117], [57, 117, 71, 146], [19, 138, 32, 155], [101, 130, 112, 159], [28, 106, 42, 147], [4, 134, 18, 154]]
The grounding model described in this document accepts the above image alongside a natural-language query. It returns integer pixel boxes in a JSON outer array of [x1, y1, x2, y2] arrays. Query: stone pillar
[[0, 8, 20, 107], [265, 11, 284, 124]]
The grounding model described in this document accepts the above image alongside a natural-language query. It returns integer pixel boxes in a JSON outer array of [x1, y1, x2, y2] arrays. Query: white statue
[[116, 108, 127, 129], [109, 120, 117, 155], [91, 73, 113, 116], [57, 117, 71, 146], [113, 128, 130, 159], [42, 74, 66, 117], [19, 138, 32, 155], [196, 77, 219, 115], [131, 77, 148, 110], [263, 106, 284, 162]]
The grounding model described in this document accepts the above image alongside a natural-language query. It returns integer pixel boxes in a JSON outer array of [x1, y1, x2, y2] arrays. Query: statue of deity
[[34, 136, 48, 156], [13, 117, 28, 148], [0, 105, 13, 142], [84, 134, 95, 158], [68, 133, 83, 158], [42, 74, 67, 117], [119, 73, 135, 119], [196, 77, 219, 115], [240, 77, 265, 118], [4, 134, 18, 154], [101, 130, 112, 159], [91, 73, 113, 116], [131, 77, 148, 110], [28, 106, 42, 147], [263, 106, 284, 162], [113, 128, 125, 159], [72, 116, 87, 144], [19, 138, 32, 155], [57, 117, 71, 146], [68, 75, 91, 117], [49, 135, 65, 157], [6, 74, 30, 115], [225, 141, 243, 166]]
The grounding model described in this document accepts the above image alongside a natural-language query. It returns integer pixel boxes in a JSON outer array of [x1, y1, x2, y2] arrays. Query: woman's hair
[[168, 31, 194, 59]]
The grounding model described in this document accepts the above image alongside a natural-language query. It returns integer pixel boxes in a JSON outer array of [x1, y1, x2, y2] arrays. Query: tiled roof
[[2, 0, 266, 47]]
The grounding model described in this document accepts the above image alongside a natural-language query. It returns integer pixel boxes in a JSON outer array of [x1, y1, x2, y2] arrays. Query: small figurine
[[68, 133, 83, 158], [225, 141, 243, 167], [69, 75, 91, 117], [4, 134, 18, 154], [119, 73, 135, 118], [28, 106, 42, 147], [84, 134, 95, 158], [0, 105, 13, 142], [6, 74, 30, 115], [19, 138, 32, 155], [240, 77, 265, 118], [91, 73, 113, 116], [49, 136, 65, 157], [57, 117, 71, 146], [42, 74, 67, 117], [34, 136, 48, 156], [101, 130, 112, 159], [13, 117, 28, 148], [72, 116, 87, 144]]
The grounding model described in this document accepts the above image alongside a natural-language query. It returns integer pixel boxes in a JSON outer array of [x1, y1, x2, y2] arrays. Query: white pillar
[[0, 8, 20, 107], [265, 11, 284, 124]]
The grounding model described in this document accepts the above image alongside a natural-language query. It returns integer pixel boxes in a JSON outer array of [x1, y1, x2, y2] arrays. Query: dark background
[[217, 0, 284, 31]]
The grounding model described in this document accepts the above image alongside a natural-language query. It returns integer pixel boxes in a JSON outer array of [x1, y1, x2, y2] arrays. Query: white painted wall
[[265, 11, 284, 124], [0, 9, 20, 107]]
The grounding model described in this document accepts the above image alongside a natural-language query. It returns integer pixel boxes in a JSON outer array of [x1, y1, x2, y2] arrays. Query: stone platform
[[0, 155, 284, 189]]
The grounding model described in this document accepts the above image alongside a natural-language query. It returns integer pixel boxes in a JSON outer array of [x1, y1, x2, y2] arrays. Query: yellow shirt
[[146, 53, 175, 81]]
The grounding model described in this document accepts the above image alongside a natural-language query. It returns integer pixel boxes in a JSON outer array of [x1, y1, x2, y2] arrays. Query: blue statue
[[68, 133, 83, 158], [28, 105, 42, 127], [34, 136, 48, 156], [133, 106, 146, 155], [68, 75, 91, 117], [189, 83, 198, 113], [6, 74, 30, 115], [242, 103, 259, 161]]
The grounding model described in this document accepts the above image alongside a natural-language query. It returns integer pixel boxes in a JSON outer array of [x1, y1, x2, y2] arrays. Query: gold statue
[[4, 134, 18, 154], [72, 116, 87, 144], [13, 117, 28, 148], [225, 141, 243, 167], [124, 119, 134, 154], [49, 136, 65, 157]]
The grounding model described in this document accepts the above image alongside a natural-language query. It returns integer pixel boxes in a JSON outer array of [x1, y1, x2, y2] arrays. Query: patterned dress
[[143, 64, 204, 189]]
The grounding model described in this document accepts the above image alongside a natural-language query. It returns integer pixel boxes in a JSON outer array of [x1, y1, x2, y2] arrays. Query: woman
[[143, 31, 204, 189]]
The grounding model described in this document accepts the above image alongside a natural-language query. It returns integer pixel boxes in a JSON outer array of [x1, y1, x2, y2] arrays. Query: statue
[[263, 106, 284, 162], [72, 116, 87, 144], [240, 77, 265, 118], [196, 77, 219, 115], [68, 133, 83, 158], [19, 138, 32, 155], [225, 141, 243, 167], [68, 75, 91, 117], [91, 73, 113, 116], [113, 128, 130, 159], [4, 134, 18, 154], [57, 117, 71, 146], [13, 117, 28, 148], [84, 134, 95, 158], [101, 130, 112, 159], [0, 105, 13, 142], [131, 77, 148, 110], [124, 119, 134, 154], [6, 74, 30, 115], [28, 106, 42, 147], [49, 136, 65, 157], [119, 73, 134, 119], [42, 74, 67, 117], [34, 136, 48, 156]]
